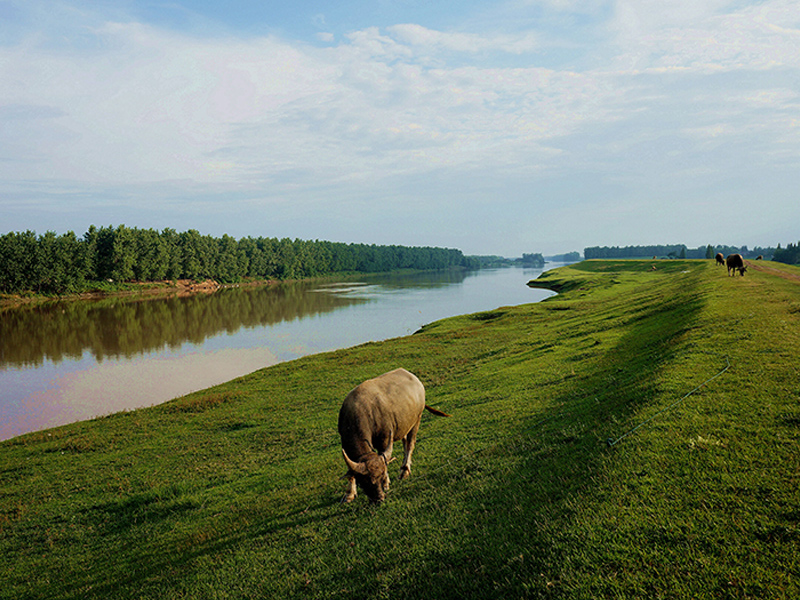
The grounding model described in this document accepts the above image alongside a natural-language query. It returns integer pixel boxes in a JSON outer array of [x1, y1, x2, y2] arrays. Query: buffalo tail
[[424, 405, 451, 417]]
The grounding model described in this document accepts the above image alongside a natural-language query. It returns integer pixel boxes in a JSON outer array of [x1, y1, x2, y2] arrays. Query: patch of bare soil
[[173, 279, 221, 295], [747, 261, 800, 283]]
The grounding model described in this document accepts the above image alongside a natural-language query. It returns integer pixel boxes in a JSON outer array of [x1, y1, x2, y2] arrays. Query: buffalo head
[[342, 449, 395, 503]]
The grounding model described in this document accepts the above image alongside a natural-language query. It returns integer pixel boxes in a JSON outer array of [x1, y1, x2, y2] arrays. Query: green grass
[[2, 259, 799, 599]]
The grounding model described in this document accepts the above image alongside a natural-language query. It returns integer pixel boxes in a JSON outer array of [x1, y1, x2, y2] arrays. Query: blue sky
[[1, 0, 798, 256]]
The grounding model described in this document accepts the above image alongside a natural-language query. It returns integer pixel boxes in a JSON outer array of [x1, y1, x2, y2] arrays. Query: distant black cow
[[715, 253, 725, 266], [726, 253, 747, 276]]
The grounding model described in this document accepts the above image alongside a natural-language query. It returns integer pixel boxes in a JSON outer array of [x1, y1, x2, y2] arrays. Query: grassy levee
[[2, 260, 798, 599]]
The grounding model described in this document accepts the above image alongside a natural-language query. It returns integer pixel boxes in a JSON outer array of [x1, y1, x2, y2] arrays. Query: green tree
[[179, 230, 204, 280], [239, 237, 260, 279], [37, 231, 86, 294], [773, 242, 800, 265], [521, 253, 545, 267], [160, 228, 183, 280], [274, 238, 299, 279], [131, 228, 164, 281], [94, 226, 116, 280], [83, 226, 99, 281], [215, 234, 244, 283], [0, 231, 39, 292], [111, 225, 137, 282]]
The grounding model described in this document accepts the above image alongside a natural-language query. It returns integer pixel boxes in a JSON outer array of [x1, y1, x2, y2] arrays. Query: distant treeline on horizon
[[469, 253, 546, 268], [0, 226, 477, 296], [584, 244, 784, 261]]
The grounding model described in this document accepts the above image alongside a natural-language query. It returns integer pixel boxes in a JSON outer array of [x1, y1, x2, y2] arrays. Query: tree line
[[0, 226, 478, 295], [773, 242, 800, 265], [470, 253, 545, 268], [584, 244, 777, 260], [546, 251, 581, 263]]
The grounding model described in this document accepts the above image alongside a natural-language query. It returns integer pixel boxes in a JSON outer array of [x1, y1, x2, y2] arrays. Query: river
[[0, 266, 557, 440]]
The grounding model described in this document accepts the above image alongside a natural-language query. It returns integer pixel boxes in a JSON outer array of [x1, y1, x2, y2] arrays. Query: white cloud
[[1, 0, 799, 253], [0, 17, 598, 195], [608, 0, 800, 73], [1, 21, 341, 186], [387, 24, 539, 54]]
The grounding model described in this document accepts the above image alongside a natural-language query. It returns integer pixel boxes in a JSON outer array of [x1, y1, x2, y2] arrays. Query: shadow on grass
[[43, 272, 709, 600], [359, 275, 709, 598], [58, 490, 344, 600]]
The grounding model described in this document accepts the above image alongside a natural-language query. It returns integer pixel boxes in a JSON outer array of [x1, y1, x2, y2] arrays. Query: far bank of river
[[0, 266, 559, 440]]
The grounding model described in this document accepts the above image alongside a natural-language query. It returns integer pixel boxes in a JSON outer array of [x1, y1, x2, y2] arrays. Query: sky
[[1, 0, 798, 256]]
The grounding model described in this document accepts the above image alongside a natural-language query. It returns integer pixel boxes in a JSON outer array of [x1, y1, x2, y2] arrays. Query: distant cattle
[[726, 253, 747, 276], [756, 255, 763, 260], [338, 368, 449, 503], [715, 253, 725, 266]]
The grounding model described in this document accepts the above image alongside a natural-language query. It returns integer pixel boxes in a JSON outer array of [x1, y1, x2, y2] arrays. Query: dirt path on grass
[[747, 261, 800, 283]]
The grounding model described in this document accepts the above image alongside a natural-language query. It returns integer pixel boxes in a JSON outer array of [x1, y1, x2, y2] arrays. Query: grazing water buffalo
[[715, 253, 725, 266], [338, 368, 449, 503], [726, 253, 747, 276]]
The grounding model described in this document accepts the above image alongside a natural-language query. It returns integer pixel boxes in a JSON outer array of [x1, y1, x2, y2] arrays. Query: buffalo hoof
[[341, 493, 356, 504], [399, 466, 411, 480]]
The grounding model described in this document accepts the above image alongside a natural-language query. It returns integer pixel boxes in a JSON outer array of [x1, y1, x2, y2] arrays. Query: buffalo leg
[[400, 420, 421, 479], [381, 439, 393, 461], [342, 473, 357, 503], [379, 439, 394, 490]]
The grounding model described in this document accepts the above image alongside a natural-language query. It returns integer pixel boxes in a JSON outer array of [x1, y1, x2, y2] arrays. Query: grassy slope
[[1, 260, 798, 599]]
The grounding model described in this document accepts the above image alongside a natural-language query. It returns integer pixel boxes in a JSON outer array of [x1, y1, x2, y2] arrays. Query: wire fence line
[[605, 354, 731, 447]]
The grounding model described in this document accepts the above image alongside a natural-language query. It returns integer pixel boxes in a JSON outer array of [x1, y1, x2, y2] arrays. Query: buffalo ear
[[342, 449, 369, 475]]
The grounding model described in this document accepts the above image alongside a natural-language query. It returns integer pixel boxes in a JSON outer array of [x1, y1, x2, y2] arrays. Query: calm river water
[[0, 266, 557, 440]]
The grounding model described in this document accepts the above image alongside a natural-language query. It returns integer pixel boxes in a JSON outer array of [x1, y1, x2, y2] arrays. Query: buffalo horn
[[342, 449, 368, 475]]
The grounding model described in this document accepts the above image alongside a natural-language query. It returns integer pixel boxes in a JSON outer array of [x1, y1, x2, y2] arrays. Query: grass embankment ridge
[[2, 260, 798, 599]]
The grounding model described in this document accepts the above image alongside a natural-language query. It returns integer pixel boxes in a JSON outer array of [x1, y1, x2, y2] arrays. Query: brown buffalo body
[[715, 253, 725, 266], [726, 253, 747, 276], [338, 368, 448, 503]]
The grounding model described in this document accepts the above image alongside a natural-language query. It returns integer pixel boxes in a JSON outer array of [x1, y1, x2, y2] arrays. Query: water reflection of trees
[[0, 283, 367, 368], [360, 269, 473, 289]]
